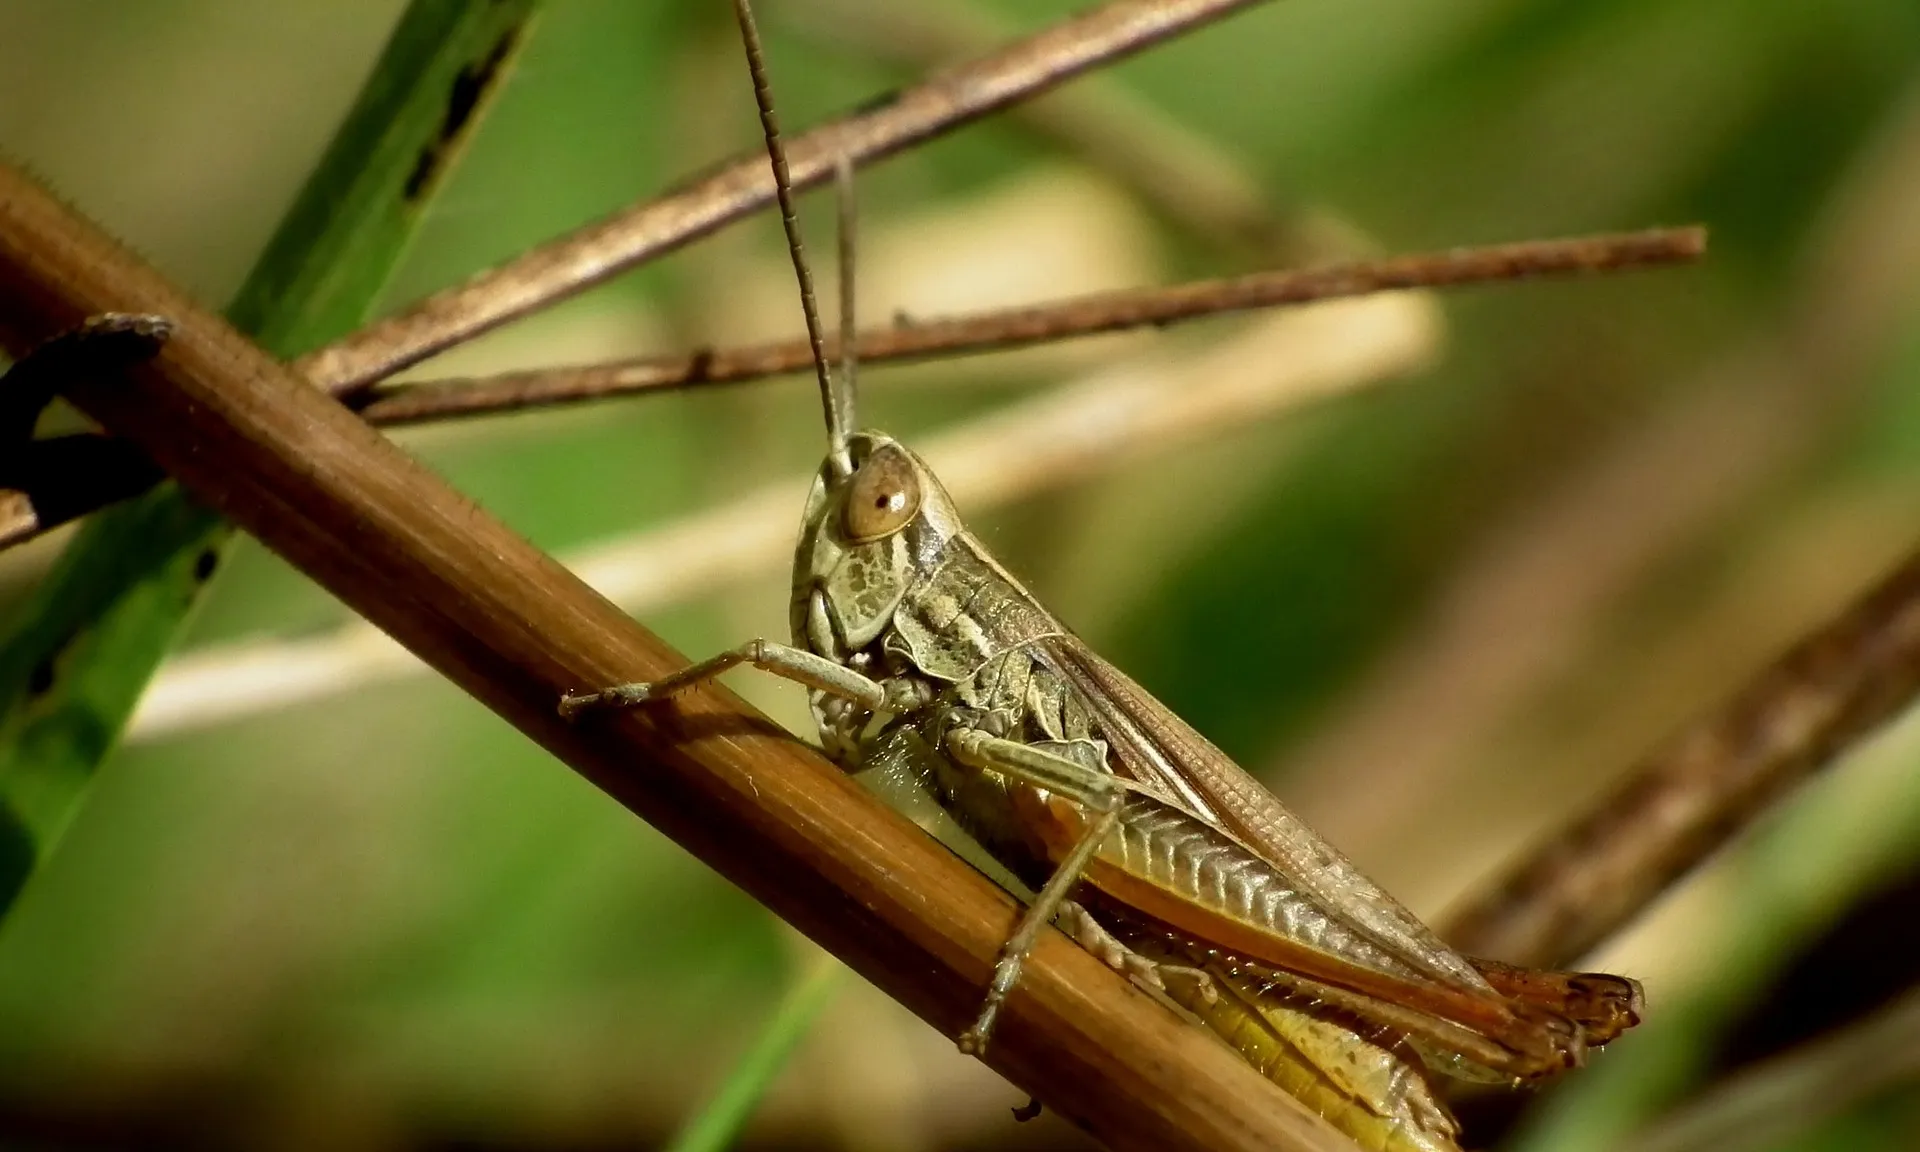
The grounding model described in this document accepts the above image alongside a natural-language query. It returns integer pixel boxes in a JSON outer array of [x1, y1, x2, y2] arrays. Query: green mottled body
[[790, 433, 1468, 1152], [566, 431, 1638, 1150], [567, 427, 1639, 1150]]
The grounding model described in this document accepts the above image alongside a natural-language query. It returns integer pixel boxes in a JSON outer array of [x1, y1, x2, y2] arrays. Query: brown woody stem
[[1444, 539, 1920, 968], [301, 0, 1272, 394], [0, 161, 1354, 1152]]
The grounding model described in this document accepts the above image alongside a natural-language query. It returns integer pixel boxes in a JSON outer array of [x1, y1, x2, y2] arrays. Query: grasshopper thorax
[[790, 432, 964, 661]]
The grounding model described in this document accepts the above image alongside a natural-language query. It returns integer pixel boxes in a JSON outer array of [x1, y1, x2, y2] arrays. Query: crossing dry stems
[[0, 158, 1356, 1152]]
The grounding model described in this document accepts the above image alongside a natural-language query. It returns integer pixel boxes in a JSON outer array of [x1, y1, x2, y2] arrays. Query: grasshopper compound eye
[[843, 443, 923, 543]]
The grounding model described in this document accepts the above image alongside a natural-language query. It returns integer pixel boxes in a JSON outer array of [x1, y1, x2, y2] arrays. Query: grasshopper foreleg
[[560, 639, 902, 718]]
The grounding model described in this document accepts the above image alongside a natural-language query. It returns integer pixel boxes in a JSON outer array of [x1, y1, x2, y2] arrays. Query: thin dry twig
[[0, 435, 161, 547], [132, 292, 1440, 741], [1442, 541, 1920, 968], [1278, 346, 1814, 913], [0, 0, 1265, 552], [780, 0, 1307, 258], [1434, 82, 1920, 970], [0, 162, 1355, 1152], [301, 0, 1271, 394], [0, 227, 1701, 551], [355, 227, 1702, 425]]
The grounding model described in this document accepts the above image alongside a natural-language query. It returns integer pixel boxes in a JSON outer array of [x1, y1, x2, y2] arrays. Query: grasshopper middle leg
[[944, 728, 1212, 1053], [562, 658, 1209, 1054]]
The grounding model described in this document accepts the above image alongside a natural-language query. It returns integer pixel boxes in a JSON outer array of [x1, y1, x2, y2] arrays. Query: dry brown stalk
[[301, 0, 1270, 395], [0, 162, 1356, 1152], [779, 0, 1308, 257], [0, 227, 1703, 552], [131, 292, 1436, 741], [1443, 540, 1920, 968], [356, 227, 1703, 425], [3, 0, 1264, 553], [1437, 83, 1920, 971]]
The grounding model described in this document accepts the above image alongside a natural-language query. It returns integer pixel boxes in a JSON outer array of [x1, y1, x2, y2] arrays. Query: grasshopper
[[563, 3, 1643, 1148]]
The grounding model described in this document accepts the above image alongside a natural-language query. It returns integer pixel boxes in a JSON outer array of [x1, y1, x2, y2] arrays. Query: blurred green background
[[3, 1, 1920, 1149]]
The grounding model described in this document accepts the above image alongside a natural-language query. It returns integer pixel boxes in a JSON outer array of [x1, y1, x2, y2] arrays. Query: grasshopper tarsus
[[1166, 965, 1220, 1005], [957, 1023, 993, 1057], [962, 933, 1025, 1055], [557, 683, 653, 718]]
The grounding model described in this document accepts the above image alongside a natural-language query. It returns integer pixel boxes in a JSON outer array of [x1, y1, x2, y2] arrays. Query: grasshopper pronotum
[[562, 3, 1644, 1148]]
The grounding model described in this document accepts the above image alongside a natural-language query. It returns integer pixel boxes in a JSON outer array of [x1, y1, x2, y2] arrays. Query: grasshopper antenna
[[731, 0, 854, 478], [834, 154, 860, 428]]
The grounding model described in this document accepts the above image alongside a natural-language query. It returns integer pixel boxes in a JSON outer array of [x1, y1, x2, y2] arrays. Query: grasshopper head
[[791, 432, 964, 655]]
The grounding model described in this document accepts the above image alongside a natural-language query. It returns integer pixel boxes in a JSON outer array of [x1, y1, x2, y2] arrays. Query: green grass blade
[[0, 0, 541, 915], [665, 961, 846, 1152]]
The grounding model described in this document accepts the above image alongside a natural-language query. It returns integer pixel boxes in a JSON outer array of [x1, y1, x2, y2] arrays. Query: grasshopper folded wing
[[1035, 636, 1640, 1078]]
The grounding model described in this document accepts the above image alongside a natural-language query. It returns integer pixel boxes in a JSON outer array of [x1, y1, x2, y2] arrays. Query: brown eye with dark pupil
[[843, 445, 923, 542]]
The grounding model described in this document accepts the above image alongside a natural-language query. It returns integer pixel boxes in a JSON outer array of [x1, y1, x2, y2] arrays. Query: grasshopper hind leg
[[1056, 901, 1218, 1005]]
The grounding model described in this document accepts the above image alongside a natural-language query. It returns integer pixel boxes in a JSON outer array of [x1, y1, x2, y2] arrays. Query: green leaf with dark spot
[[0, 0, 542, 918]]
